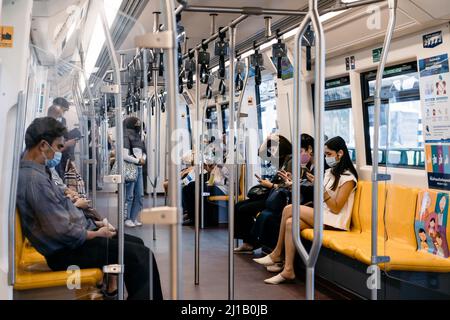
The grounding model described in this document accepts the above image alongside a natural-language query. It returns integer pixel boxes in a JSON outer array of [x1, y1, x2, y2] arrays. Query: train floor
[[14, 189, 344, 300]]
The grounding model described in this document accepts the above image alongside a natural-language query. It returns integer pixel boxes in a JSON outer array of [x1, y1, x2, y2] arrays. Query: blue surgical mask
[[325, 156, 339, 168], [42, 141, 61, 167], [46, 151, 62, 168]]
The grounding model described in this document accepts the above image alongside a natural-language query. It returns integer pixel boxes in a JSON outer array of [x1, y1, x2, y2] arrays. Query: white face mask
[[325, 156, 339, 168]]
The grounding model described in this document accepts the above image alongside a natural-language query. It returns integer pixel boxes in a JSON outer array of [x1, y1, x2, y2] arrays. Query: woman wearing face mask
[[123, 117, 147, 228], [234, 134, 293, 253], [253, 136, 358, 284], [250, 134, 315, 250]]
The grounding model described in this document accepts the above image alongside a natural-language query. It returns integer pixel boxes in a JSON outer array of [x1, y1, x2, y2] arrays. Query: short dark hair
[[53, 97, 69, 110], [47, 105, 61, 118], [301, 133, 314, 151], [419, 228, 426, 234], [25, 117, 67, 150]]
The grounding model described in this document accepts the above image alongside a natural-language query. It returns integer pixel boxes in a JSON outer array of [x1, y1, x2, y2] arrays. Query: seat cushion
[[20, 240, 51, 272], [14, 268, 103, 291], [355, 241, 450, 272]]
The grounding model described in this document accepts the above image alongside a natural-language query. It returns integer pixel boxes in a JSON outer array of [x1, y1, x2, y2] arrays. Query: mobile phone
[[254, 173, 261, 181]]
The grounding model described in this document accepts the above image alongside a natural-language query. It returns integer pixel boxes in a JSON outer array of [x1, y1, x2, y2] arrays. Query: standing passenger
[[123, 117, 146, 228]]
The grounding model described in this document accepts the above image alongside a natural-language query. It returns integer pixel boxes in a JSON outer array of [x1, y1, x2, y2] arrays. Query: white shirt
[[123, 147, 146, 165], [323, 169, 357, 230]]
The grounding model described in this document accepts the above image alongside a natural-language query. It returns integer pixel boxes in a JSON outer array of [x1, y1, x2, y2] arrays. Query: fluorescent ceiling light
[[260, 39, 277, 51], [85, 0, 122, 77], [241, 49, 255, 59]]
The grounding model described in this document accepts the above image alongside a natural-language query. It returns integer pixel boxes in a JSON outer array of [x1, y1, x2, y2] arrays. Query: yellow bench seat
[[14, 210, 103, 291], [300, 182, 450, 273]]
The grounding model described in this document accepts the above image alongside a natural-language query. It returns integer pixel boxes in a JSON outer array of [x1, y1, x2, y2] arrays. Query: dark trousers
[[182, 179, 225, 221], [45, 234, 163, 300], [234, 198, 267, 245]]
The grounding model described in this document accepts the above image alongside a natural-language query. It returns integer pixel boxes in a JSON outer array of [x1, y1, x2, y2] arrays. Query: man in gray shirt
[[16, 117, 162, 300]]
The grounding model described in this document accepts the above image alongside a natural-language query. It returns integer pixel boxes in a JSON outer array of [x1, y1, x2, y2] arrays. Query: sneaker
[[125, 220, 136, 227], [134, 220, 143, 227]]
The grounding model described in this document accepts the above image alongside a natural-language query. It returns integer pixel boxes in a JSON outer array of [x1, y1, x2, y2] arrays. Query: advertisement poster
[[418, 53, 450, 190], [414, 190, 449, 258]]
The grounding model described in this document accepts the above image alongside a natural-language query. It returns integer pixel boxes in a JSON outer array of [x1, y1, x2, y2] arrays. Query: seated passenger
[[233, 134, 292, 252], [253, 136, 358, 284], [250, 134, 316, 249], [16, 117, 163, 300]]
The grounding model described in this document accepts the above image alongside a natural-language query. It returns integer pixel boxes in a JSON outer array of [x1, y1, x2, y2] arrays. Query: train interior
[[0, 0, 449, 300]]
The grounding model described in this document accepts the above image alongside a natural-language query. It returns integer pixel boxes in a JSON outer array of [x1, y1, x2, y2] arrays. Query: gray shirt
[[16, 160, 92, 257]]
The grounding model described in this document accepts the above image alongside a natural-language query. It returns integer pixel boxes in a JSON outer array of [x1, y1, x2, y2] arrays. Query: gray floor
[[96, 190, 334, 300]]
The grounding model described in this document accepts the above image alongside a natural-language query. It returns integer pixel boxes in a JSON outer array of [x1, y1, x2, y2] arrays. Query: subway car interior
[[0, 0, 450, 302]]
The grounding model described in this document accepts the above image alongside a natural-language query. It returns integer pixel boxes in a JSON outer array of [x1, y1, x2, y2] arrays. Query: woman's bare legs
[[280, 206, 314, 280], [269, 205, 293, 262]]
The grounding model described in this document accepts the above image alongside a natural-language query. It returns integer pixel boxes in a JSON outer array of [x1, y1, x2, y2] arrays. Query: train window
[[361, 61, 424, 168], [185, 105, 192, 149], [257, 75, 278, 140], [256, 75, 279, 178], [221, 104, 229, 136], [323, 76, 356, 162]]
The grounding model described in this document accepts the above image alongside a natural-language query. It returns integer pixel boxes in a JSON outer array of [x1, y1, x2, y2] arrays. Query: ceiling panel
[[410, 0, 450, 20]]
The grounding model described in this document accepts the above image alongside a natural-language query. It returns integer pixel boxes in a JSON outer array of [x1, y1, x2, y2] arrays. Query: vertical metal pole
[[194, 48, 201, 285], [200, 105, 206, 229], [100, 4, 125, 300], [153, 12, 161, 241], [161, 0, 182, 300], [371, 0, 397, 301], [8, 92, 26, 286], [235, 58, 249, 204], [80, 43, 97, 207], [227, 26, 236, 301], [291, 0, 325, 301], [210, 13, 217, 35]]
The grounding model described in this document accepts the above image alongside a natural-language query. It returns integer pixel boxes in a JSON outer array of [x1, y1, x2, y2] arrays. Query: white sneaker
[[134, 220, 143, 227], [125, 220, 136, 227]]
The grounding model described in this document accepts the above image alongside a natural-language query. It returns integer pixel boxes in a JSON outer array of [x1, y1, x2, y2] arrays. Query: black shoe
[[182, 219, 194, 226], [101, 289, 118, 300], [144, 192, 150, 196]]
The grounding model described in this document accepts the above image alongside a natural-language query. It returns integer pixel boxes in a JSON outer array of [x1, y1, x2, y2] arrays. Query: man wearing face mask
[[16, 117, 163, 300], [47, 100, 78, 178]]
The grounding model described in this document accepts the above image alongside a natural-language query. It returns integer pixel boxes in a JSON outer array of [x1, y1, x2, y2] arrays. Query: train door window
[[322, 76, 356, 161], [257, 75, 278, 140], [185, 105, 192, 149], [255, 74, 278, 178], [361, 61, 424, 168], [221, 103, 229, 136]]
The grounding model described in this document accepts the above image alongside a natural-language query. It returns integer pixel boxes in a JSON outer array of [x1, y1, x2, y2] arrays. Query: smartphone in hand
[[254, 173, 262, 181]]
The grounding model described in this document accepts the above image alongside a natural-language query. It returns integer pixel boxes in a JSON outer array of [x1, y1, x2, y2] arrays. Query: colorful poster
[[418, 53, 450, 190], [414, 190, 449, 258]]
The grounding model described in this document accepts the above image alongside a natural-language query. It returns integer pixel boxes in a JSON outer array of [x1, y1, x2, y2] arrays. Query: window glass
[[323, 76, 355, 161], [362, 62, 424, 168]]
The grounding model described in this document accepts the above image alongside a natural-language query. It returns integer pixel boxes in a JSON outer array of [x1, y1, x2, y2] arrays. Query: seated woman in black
[[250, 133, 315, 249], [233, 134, 292, 253]]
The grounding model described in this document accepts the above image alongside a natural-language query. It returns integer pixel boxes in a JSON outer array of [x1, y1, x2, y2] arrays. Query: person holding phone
[[254, 136, 358, 284], [250, 134, 315, 250], [234, 134, 293, 253]]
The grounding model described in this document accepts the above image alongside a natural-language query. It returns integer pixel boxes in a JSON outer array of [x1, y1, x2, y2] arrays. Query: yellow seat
[[14, 210, 103, 291], [208, 164, 246, 202], [301, 182, 450, 272]]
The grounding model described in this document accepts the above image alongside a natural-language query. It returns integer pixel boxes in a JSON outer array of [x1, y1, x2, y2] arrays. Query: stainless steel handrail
[[227, 25, 237, 300], [8, 92, 26, 286], [235, 57, 250, 204], [292, 0, 325, 300], [99, 3, 125, 300], [194, 48, 201, 285], [370, 0, 397, 301], [161, 0, 183, 300]]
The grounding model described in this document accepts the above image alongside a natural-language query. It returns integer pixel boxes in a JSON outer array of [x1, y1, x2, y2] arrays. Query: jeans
[[125, 166, 144, 221]]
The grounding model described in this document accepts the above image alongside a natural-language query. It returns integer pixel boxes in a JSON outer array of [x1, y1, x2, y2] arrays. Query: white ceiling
[[119, 0, 309, 54]]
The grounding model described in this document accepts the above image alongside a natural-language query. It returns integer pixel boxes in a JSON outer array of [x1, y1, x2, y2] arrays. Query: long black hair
[[325, 136, 358, 191]]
